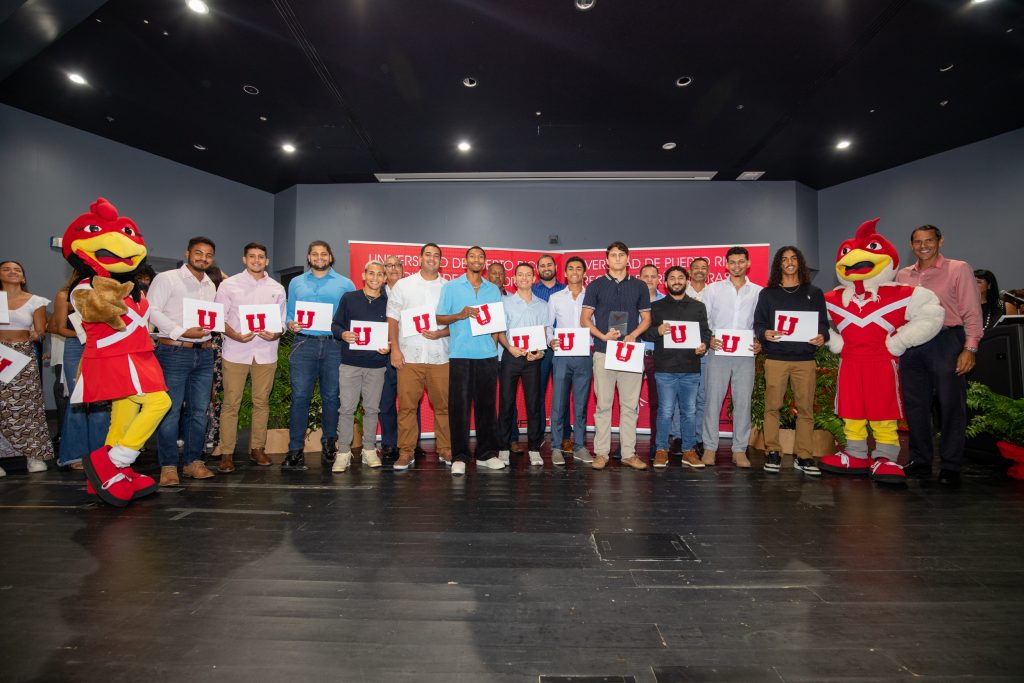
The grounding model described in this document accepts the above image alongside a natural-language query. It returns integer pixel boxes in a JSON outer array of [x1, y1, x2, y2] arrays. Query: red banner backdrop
[[349, 241, 770, 439]]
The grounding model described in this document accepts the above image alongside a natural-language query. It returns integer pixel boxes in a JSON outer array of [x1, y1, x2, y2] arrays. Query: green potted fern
[[966, 381, 1024, 479]]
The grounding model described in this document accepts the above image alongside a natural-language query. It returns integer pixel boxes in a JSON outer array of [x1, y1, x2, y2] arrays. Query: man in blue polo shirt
[[437, 246, 505, 476], [282, 240, 355, 471], [580, 241, 652, 471]]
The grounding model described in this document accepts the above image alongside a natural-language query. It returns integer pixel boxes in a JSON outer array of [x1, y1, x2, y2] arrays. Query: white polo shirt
[[386, 271, 449, 364]]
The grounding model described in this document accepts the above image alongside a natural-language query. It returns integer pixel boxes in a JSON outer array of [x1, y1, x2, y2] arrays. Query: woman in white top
[[0, 261, 54, 477]]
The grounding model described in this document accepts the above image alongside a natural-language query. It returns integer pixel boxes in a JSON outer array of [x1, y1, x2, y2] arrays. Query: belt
[[159, 338, 213, 349]]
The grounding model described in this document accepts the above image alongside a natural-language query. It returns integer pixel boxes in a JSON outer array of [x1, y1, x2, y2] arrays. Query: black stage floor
[[1, 437, 1022, 682]]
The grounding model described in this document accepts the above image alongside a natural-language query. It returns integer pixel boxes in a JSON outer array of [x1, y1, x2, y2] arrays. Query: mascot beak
[[835, 248, 892, 282], [70, 232, 147, 274]]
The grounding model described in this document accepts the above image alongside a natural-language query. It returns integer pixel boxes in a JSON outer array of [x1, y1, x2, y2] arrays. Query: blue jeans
[[288, 335, 341, 450], [378, 361, 398, 449], [694, 354, 707, 444], [58, 336, 110, 465], [655, 372, 700, 452], [540, 348, 572, 439], [154, 344, 214, 466], [550, 356, 592, 449]]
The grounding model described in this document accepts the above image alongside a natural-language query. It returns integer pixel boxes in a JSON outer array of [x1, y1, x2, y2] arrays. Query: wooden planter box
[[749, 428, 836, 458], [263, 427, 365, 455]]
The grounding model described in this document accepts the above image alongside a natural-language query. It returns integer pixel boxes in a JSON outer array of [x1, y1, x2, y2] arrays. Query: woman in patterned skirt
[[204, 265, 226, 455], [0, 261, 54, 477]]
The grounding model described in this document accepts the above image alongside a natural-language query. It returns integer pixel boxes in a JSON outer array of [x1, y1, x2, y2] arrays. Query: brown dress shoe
[[653, 449, 669, 468], [182, 461, 215, 479], [218, 453, 235, 473], [681, 450, 706, 469], [732, 451, 752, 468], [249, 448, 272, 467], [701, 451, 717, 466], [591, 454, 609, 470], [561, 438, 574, 453], [621, 456, 648, 470], [510, 442, 524, 454], [159, 466, 180, 487]]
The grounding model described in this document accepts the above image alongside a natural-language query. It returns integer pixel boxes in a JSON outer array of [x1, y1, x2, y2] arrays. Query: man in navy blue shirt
[[531, 254, 570, 454]]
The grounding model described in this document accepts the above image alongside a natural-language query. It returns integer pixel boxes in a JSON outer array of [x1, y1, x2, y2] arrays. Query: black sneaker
[[669, 437, 683, 456], [694, 442, 705, 456], [795, 457, 821, 476], [763, 451, 782, 473], [320, 438, 337, 468], [282, 449, 307, 471], [902, 460, 932, 478], [937, 469, 961, 487]]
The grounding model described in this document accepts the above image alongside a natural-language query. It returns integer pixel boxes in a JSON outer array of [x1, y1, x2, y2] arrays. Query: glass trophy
[[608, 311, 629, 339]]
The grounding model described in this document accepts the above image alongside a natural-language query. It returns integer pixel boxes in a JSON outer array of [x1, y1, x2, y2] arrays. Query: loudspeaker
[[970, 324, 1024, 398]]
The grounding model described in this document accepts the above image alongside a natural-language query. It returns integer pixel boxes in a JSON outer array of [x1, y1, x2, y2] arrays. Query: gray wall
[[282, 181, 821, 276], [817, 127, 1024, 291], [0, 103, 273, 407]]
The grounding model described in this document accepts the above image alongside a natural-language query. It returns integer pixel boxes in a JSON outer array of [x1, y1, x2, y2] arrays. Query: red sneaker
[[819, 451, 872, 476], [82, 446, 134, 507], [86, 469, 159, 499], [870, 458, 906, 484]]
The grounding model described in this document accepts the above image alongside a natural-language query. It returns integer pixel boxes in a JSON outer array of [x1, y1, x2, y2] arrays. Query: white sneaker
[[498, 450, 510, 465], [451, 461, 466, 476], [27, 457, 47, 473], [176, 439, 184, 449], [551, 450, 565, 466], [476, 456, 506, 470], [362, 448, 382, 468], [332, 452, 352, 473], [0, 465, 6, 478], [528, 451, 543, 466]]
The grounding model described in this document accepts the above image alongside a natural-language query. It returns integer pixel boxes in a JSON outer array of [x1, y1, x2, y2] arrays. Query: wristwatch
[[964, 346, 978, 353]]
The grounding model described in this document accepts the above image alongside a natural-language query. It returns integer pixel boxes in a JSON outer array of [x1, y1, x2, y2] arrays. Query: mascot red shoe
[[819, 218, 943, 484], [63, 198, 171, 506]]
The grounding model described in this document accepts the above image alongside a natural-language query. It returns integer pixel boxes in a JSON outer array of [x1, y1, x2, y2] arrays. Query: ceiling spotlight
[[193, 143, 206, 151], [662, 142, 677, 150], [836, 139, 852, 150], [242, 84, 259, 95], [575, 0, 596, 11], [736, 104, 744, 110], [970, 0, 989, 4], [940, 99, 949, 107], [462, 76, 478, 88], [939, 64, 954, 72], [535, 111, 542, 116], [675, 76, 693, 88], [187, 0, 210, 14], [457, 141, 471, 152], [143, 19, 149, 24], [163, 30, 169, 36], [259, 115, 268, 121], [282, 143, 296, 153], [67, 73, 87, 85]]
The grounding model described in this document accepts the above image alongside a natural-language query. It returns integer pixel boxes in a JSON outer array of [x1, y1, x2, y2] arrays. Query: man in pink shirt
[[895, 225, 983, 487], [215, 242, 287, 470]]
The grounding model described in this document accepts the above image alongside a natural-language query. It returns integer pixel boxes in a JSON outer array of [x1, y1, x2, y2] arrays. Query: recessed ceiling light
[[736, 104, 744, 110], [939, 64, 954, 72], [869, 108, 876, 113], [194, 143, 206, 151], [575, 0, 596, 11], [662, 142, 677, 150], [67, 73, 87, 85], [259, 115, 267, 121], [95, 18, 102, 23], [836, 139, 852, 150], [242, 84, 259, 95], [457, 141, 471, 152], [970, 0, 988, 4], [736, 171, 765, 181], [143, 19, 149, 24], [105, 116, 114, 122], [535, 111, 542, 116], [675, 76, 693, 88], [462, 77, 478, 88], [163, 30, 169, 36], [940, 99, 949, 107], [282, 143, 296, 153], [187, 0, 210, 14]]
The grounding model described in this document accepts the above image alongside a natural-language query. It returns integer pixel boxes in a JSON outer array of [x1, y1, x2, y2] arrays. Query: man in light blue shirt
[[282, 240, 355, 470], [436, 246, 504, 475], [497, 263, 550, 467]]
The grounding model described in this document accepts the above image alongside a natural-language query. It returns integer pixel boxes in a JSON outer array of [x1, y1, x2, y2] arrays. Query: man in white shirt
[[547, 256, 592, 465], [147, 236, 218, 486], [686, 257, 710, 455], [386, 243, 452, 470], [701, 247, 762, 467]]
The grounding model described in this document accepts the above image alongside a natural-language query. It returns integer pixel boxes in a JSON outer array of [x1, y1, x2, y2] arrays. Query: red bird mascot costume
[[63, 198, 171, 506], [819, 218, 943, 484]]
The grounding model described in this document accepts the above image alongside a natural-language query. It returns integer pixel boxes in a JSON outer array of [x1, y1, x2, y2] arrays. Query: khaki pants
[[591, 352, 644, 459], [397, 363, 451, 456], [219, 359, 277, 455], [763, 358, 816, 457]]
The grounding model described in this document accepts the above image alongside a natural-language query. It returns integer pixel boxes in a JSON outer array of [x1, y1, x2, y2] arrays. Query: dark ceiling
[[1, 0, 1022, 193]]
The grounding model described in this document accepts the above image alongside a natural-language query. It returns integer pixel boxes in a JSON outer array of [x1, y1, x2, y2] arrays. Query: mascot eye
[[867, 241, 882, 250], [121, 226, 137, 236], [840, 247, 851, 256], [82, 224, 102, 233]]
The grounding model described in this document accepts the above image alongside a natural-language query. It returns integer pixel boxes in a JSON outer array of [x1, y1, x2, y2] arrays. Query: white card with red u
[[400, 305, 436, 338], [293, 301, 333, 333], [774, 310, 818, 343], [238, 304, 283, 334], [469, 301, 506, 336], [716, 328, 755, 357], [662, 320, 701, 349], [183, 298, 225, 333], [553, 327, 591, 357], [506, 325, 547, 352], [0, 343, 31, 384], [603, 341, 644, 372], [348, 320, 389, 351]]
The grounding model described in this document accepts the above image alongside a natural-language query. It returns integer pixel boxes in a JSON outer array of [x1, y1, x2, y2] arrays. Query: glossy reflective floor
[[1, 438, 1022, 682]]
